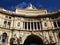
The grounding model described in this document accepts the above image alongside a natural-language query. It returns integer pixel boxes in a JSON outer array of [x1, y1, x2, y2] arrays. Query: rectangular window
[[53, 21, 57, 28], [3, 21, 7, 27], [8, 22, 11, 28], [25, 22, 27, 29], [28, 22, 30, 29], [37, 22, 40, 29], [31, 22, 33, 30], [57, 21, 60, 27], [34, 22, 37, 29]]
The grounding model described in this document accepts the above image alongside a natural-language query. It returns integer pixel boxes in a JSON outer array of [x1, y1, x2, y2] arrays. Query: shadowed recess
[[24, 35, 43, 45]]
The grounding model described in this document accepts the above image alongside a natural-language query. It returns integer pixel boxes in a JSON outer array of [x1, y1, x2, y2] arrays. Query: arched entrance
[[24, 35, 43, 45]]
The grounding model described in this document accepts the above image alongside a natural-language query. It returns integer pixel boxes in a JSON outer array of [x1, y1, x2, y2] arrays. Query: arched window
[[3, 21, 11, 28], [2, 32, 8, 43], [8, 22, 11, 28], [3, 21, 7, 27]]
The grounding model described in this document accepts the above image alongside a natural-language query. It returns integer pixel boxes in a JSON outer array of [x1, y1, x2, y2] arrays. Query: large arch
[[24, 34, 43, 45]]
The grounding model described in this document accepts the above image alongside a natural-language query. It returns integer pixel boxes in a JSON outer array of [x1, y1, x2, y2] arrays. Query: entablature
[[0, 8, 60, 18]]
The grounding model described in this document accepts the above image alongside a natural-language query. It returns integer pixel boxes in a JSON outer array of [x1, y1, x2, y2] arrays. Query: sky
[[0, 0, 60, 11]]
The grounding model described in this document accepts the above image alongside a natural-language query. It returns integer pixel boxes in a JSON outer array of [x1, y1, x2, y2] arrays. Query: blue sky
[[0, 0, 60, 11]]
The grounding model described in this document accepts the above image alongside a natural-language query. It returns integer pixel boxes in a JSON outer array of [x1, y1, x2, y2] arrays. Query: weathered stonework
[[0, 4, 60, 45]]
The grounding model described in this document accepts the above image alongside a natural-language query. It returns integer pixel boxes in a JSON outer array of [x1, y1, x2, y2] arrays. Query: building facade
[[0, 4, 60, 45]]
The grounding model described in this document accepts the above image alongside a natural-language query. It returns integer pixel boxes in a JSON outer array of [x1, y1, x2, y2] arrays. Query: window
[[58, 32, 60, 42], [17, 22, 20, 27], [57, 21, 60, 27], [34, 22, 36, 29], [8, 22, 11, 25], [44, 22, 47, 27], [8, 22, 11, 28], [5, 16, 11, 19], [3, 21, 11, 28], [31, 22, 33, 30], [2, 32, 8, 43], [4, 21, 7, 24], [58, 33, 60, 38], [25, 22, 27, 29], [37, 22, 40, 29], [28, 22, 30, 29], [23, 22, 42, 30], [53, 21, 57, 28], [4, 21, 7, 27]]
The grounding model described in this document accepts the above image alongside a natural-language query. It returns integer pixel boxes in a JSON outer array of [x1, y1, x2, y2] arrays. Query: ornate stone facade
[[0, 4, 60, 45]]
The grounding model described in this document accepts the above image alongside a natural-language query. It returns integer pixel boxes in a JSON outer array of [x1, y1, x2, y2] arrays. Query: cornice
[[0, 8, 60, 17]]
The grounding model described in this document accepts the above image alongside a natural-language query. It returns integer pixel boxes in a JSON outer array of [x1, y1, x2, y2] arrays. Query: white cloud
[[15, 2, 27, 8]]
